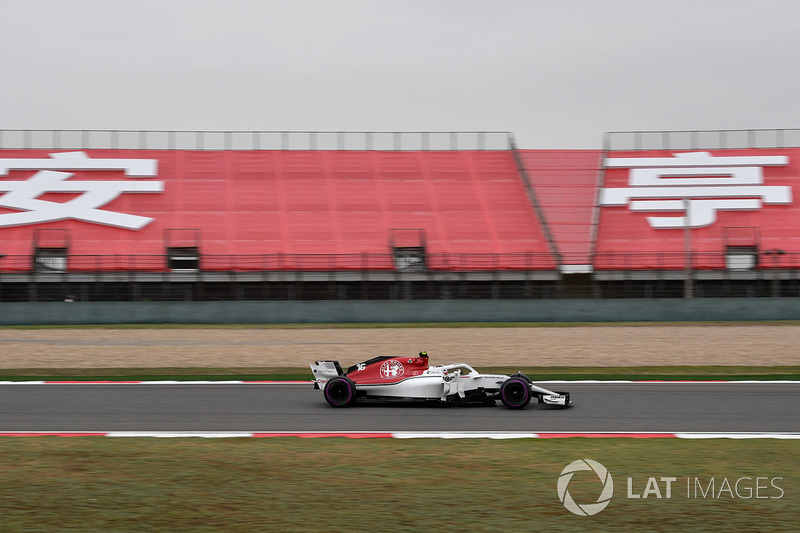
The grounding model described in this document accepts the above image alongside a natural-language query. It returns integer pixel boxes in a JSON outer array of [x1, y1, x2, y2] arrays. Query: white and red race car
[[310, 352, 571, 409]]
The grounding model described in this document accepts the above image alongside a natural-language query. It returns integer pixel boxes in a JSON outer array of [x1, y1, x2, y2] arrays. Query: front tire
[[500, 377, 531, 409], [323, 376, 357, 407]]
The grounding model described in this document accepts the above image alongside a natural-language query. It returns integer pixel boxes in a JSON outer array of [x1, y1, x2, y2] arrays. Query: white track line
[[0, 431, 798, 439]]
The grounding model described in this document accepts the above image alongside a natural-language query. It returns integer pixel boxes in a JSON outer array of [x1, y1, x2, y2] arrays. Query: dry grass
[[0, 324, 799, 369]]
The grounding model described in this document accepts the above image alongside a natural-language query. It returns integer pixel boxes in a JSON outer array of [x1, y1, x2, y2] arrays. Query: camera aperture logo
[[557, 459, 614, 516], [557, 459, 785, 517]]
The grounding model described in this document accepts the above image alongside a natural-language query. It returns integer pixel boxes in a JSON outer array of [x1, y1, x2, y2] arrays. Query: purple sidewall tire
[[324, 377, 356, 407], [500, 378, 531, 409]]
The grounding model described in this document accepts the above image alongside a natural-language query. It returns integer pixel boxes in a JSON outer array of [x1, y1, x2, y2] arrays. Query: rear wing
[[310, 361, 344, 389]]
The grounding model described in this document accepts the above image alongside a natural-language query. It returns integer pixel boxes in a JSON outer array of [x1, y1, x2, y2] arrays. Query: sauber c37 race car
[[310, 352, 571, 409]]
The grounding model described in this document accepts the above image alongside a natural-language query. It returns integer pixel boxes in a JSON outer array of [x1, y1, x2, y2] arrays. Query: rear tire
[[500, 377, 531, 409], [323, 376, 357, 407]]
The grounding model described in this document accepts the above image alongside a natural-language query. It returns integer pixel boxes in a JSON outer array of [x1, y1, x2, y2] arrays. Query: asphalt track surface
[[0, 383, 798, 433]]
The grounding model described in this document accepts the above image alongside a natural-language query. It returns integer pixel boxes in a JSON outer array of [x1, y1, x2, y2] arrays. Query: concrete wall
[[1, 298, 800, 325]]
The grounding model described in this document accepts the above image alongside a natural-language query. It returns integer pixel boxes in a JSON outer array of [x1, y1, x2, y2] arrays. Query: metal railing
[[0, 252, 558, 273], [593, 251, 800, 271], [605, 128, 800, 152], [0, 130, 513, 151], [1, 251, 798, 273]]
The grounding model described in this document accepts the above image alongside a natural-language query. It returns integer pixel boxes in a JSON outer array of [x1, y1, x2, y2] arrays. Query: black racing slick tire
[[323, 376, 357, 407], [499, 377, 532, 409]]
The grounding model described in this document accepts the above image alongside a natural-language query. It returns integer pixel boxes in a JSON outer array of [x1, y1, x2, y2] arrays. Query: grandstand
[[1, 128, 799, 302]]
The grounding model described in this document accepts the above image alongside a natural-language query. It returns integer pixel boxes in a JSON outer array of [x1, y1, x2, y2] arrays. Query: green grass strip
[[4, 320, 800, 329], [0, 439, 794, 532], [0, 366, 798, 381]]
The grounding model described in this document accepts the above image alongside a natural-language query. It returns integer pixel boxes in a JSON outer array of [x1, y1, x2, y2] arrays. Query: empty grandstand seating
[[5, 138, 799, 279], [0, 149, 557, 271]]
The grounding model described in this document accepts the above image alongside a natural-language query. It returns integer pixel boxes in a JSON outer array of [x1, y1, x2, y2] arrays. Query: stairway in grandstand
[[517, 150, 604, 272]]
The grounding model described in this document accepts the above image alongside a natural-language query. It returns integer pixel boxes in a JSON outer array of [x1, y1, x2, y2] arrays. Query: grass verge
[[0, 366, 798, 382], [3, 320, 800, 329], [0, 438, 795, 532]]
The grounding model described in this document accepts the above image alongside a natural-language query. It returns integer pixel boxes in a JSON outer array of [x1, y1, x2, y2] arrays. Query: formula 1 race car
[[310, 352, 571, 409]]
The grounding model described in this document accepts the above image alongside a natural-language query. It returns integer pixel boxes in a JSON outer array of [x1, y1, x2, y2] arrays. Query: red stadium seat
[[0, 149, 558, 271]]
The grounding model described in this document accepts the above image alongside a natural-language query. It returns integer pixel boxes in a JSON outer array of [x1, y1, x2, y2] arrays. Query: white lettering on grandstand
[[0, 152, 163, 230], [599, 152, 793, 229]]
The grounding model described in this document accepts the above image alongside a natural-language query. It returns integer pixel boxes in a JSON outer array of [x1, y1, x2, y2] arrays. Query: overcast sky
[[2, 0, 799, 148]]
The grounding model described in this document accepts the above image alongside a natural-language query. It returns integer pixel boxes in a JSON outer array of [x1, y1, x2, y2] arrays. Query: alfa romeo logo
[[557, 459, 614, 516], [379, 360, 404, 379]]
